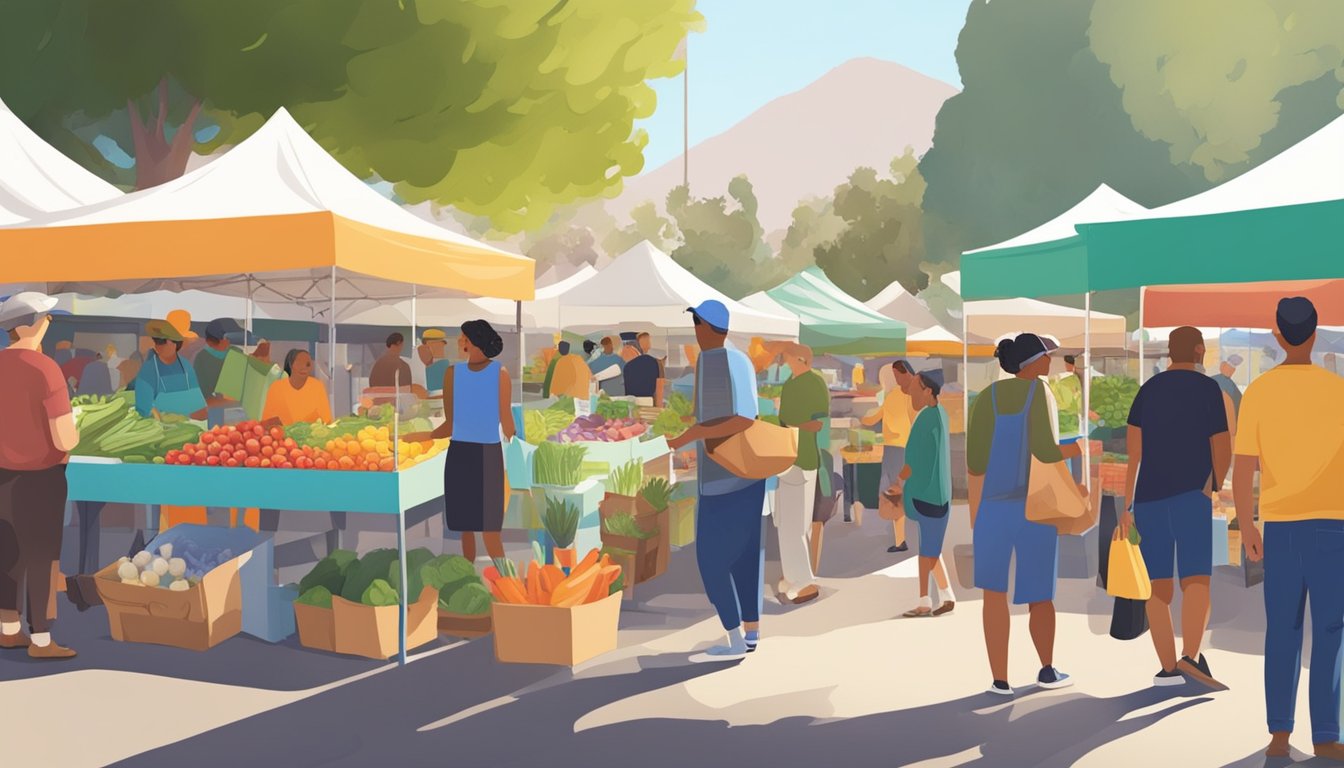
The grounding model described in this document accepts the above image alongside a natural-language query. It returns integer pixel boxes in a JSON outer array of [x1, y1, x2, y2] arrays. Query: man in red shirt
[[0, 292, 80, 659]]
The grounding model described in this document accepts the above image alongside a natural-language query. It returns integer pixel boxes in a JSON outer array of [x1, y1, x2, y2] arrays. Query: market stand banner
[[1144, 279, 1344, 329]]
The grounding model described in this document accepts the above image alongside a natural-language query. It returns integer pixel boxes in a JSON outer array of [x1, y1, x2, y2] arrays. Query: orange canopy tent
[[1143, 279, 1344, 329]]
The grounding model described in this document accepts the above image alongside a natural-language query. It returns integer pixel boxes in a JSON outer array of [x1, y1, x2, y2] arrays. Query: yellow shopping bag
[[1107, 527, 1152, 601]]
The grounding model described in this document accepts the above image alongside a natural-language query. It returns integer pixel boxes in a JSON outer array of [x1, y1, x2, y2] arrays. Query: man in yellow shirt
[[862, 360, 916, 552], [1233, 297, 1344, 761]]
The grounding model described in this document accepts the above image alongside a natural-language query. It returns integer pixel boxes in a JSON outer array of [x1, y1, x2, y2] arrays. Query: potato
[[139, 570, 160, 587]]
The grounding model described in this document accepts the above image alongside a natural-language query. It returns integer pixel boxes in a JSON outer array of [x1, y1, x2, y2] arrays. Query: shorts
[[909, 502, 949, 558], [880, 446, 905, 493], [1134, 489, 1213, 581], [974, 497, 1059, 604]]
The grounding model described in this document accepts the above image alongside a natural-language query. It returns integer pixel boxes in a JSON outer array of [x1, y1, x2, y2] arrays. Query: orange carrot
[[526, 560, 542, 605], [551, 567, 600, 607]]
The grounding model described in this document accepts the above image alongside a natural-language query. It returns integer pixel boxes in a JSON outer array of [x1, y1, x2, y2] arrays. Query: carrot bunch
[[485, 549, 621, 607]]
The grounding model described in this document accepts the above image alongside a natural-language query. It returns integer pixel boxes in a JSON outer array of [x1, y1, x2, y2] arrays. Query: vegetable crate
[[295, 587, 439, 660], [1098, 461, 1129, 496], [438, 611, 492, 639], [95, 549, 251, 652], [491, 591, 621, 666], [601, 507, 671, 585]]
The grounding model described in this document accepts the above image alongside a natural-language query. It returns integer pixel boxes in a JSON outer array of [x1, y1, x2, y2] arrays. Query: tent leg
[[962, 309, 970, 437], [1083, 291, 1092, 491], [411, 284, 418, 349], [329, 267, 337, 418], [516, 301, 524, 403], [1138, 286, 1146, 384], [245, 276, 254, 353]]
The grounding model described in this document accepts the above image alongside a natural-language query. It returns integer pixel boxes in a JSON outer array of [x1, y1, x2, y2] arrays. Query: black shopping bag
[[1110, 597, 1149, 641]]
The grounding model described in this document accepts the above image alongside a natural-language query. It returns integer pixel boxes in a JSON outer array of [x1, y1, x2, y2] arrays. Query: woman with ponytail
[[404, 320, 516, 563], [968, 333, 1082, 697]]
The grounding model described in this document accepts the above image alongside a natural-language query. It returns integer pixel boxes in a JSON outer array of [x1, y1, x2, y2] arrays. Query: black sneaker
[[1153, 668, 1185, 687], [987, 680, 1013, 696], [887, 543, 908, 553], [1178, 654, 1228, 691], [1037, 666, 1073, 690]]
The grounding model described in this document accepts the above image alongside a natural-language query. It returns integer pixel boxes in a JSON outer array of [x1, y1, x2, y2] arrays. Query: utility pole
[[682, 35, 689, 190]]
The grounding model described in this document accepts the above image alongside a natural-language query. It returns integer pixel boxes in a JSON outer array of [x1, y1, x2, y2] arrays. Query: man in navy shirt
[[1120, 326, 1231, 691], [622, 332, 662, 403]]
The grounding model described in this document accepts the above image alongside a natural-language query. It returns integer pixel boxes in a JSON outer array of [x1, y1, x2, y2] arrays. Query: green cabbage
[[340, 549, 400, 603], [387, 547, 436, 601], [421, 555, 478, 599], [361, 578, 399, 607], [444, 582, 492, 615], [295, 585, 333, 609]]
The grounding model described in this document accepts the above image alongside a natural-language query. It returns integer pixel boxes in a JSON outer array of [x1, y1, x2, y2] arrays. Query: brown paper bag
[[1026, 457, 1096, 534], [705, 420, 798, 479]]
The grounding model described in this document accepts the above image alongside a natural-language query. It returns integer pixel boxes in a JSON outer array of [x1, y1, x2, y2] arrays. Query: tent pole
[[329, 267, 337, 417], [516, 300, 524, 403], [962, 308, 970, 436], [245, 276, 254, 353], [411, 284, 418, 349], [1083, 291, 1092, 491], [1138, 286, 1145, 384]]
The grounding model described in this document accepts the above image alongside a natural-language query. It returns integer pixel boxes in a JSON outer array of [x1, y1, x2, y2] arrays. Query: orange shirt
[[262, 377, 332, 425]]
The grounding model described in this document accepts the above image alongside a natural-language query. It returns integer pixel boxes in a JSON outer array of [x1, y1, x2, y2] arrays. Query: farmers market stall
[[3, 107, 536, 665], [743, 267, 906, 356]]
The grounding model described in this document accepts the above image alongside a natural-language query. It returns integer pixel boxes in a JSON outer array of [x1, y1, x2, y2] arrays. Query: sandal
[[902, 607, 932, 618], [932, 601, 955, 616]]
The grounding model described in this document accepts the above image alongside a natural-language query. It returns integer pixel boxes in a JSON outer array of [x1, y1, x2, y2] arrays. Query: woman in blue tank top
[[404, 320, 516, 563]]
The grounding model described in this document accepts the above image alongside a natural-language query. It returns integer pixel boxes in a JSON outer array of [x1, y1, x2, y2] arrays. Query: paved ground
[[0, 505, 1335, 767]]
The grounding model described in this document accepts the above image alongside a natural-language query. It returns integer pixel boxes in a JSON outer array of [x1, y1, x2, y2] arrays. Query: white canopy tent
[[554, 241, 799, 337], [0, 98, 122, 225], [865, 280, 953, 336], [340, 265, 598, 329], [965, 183, 1146, 256], [941, 272, 1127, 350]]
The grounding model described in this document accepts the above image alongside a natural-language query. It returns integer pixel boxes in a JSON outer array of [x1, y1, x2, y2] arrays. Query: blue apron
[[984, 382, 1034, 503], [152, 357, 207, 417]]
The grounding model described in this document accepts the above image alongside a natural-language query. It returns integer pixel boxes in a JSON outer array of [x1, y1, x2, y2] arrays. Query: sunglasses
[[152, 338, 173, 346]]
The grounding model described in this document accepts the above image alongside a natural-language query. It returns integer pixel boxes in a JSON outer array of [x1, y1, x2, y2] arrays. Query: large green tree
[[814, 150, 927, 302], [1091, 0, 1344, 182], [666, 176, 785, 298], [0, 0, 702, 230]]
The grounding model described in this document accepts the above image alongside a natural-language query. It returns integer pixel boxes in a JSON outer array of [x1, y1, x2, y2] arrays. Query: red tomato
[[262, 445, 275, 458], [166, 450, 180, 463], [260, 435, 273, 448], [206, 455, 220, 466], [314, 458, 327, 470], [225, 458, 239, 468], [277, 461, 292, 470], [176, 454, 192, 465], [260, 458, 272, 468], [251, 425, 264, 437], [230, 433, 245, 446], [270, 427, 285, 441], [207, 443, 222, 456], [192, 454, 208, 466], [275, 447, 288, 458], [244, 438, 260, 453], [201, 432, 216, 445], [283, 438, 297, 450], [244, 456, 261, 468]]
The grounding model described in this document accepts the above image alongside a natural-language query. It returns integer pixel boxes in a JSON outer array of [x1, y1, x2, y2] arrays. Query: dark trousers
[[696, 481, 768, 631], [0, 465, 68, 634]]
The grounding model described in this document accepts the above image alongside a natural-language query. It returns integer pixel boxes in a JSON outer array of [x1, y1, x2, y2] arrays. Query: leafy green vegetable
[[665, 392, 693, 419], [295, 585, 333, 609], [551, 396, 576, 415], [533, 441, 587, 486], [597, 399, 633, 420], [543, 496, 581, 549], [608, 460, 644, 497], [608, 571, 625, 595], [640, 476, 675, 512], [361, 578, 400, 607], [298, 548, 359, 597], [603, 512, 657, 539], [340, 549, 400, 603], [387, 547, 436, 601], [1092, 376, 1140, 429], [421, 555, 478, 598], [444, 582, 493, 615], [651, 409, 688, 439]]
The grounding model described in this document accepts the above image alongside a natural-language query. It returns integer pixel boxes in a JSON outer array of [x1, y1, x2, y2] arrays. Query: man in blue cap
[[668, 300, 766, 661], [1234, 297, 1344, 761]]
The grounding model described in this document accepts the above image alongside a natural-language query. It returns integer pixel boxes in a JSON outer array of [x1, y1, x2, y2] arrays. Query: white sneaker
[[689, 645, 748, 664]]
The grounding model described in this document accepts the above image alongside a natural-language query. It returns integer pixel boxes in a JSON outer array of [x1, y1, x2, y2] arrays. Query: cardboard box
[[330, 586, 439, 660], [492, 591, 621, 666], [95, 550, 251, 652], [295, 601, 336, 653], [600, 507, 670, 584], [438, 610, 492, 638]]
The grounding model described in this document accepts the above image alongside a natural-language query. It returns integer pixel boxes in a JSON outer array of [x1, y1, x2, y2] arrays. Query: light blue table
[[67, 453, 447, 665]]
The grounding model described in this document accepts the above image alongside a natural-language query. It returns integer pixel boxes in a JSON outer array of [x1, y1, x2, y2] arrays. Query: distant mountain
[[610, 57, 958, 233]]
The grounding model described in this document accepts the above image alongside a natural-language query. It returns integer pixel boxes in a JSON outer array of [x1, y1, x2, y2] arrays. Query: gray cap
[[0, 291, 58, 331], [1225, 354, 1244, 367]]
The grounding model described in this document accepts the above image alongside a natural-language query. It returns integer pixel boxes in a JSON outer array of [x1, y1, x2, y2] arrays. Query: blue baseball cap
[[687, 300, 730, 332]]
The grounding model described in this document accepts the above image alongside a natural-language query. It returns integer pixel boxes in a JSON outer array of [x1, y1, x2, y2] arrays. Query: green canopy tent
[[743, 268, 906, 356]]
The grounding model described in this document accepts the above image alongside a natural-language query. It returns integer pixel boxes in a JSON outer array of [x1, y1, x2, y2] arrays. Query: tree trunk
[[129, 78, 203, 190]]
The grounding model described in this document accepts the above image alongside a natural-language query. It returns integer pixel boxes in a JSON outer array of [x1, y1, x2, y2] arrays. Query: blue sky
[[637, 0, 973, 173]]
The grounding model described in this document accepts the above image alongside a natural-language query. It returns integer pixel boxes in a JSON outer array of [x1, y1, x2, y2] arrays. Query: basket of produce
[[293, 547, 446, 659], [1098, 455, 1130, 496], [599, 460, 645, 517], [71, 392, 204, 462], [1091, 377, 1140, 433], [488, 550, 624, 666]]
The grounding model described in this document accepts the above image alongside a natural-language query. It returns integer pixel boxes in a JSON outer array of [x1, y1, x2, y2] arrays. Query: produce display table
[[840, 449, 882, 520], [67, 453, 447, 665]]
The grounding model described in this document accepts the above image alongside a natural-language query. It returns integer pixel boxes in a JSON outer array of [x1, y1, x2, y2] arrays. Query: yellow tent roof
[[0, 109, 534, 303]]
